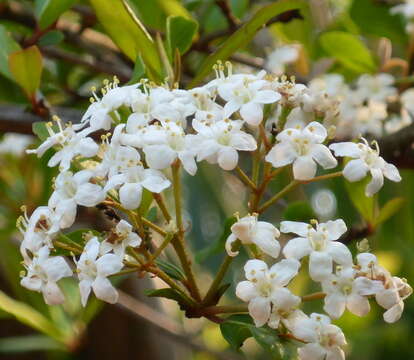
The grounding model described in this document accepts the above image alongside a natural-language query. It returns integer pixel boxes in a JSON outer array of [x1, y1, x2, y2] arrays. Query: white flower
[[236, 258, 300, 327], [292, 313, 346, 360], [281, 219, 352, 281], [0, 133, 33, 156], [142, 122, 198, 175], [385, 111, 412, 134], [321, 266, 383, 319], [329, 139, 401, 197], [17, 206, 61, 260], [27, 121, 98, 171], [355, 73, 396, 103], [267, 287, 301, 329], [265, 122, 337, 180], [225, 215, 280, 258], [96, 124, 141, 178], [192, 120, 257, 170], [104, 165, 170, 210], [190, 87, 224, 126], [308, 74, 348, 98], [391, 0, 414, 19], [218, 75, 281, 126], [375, 276, 412, 324], [21, 246, 72, 305], [266, 45, 299, 75], [49, 170, 105, 228], [77, 237, 123, 306], [100, 220, 142, 259], [401, 88, 414, 116]]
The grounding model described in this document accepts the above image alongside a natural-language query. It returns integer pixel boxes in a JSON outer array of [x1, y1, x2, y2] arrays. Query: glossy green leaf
[[350, 0, 407, 44], [374, 197, 405, 227], [0, 25, 21, 80], [189, 0, 306, 87], [89, 0, 162, 81], [156, 0, 192, 19], [0, 335, 64, 353], [155, 259, 185, 281], [9, 46, 43, 97], [38, 30, 65, 46], [145, 288, 192, 309], [0, 291, 65, 343], [319, 31, 377, 74], [167, 16, 198, 56], [282, 201, 316, 222], [35, 0, 76, 29], [220, 314, 253, 350]]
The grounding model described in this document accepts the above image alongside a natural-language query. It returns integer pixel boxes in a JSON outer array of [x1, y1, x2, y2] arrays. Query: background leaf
[[167, 16, 198, 56], [35, 0, 76, 29], [0, 25, 21, 80]]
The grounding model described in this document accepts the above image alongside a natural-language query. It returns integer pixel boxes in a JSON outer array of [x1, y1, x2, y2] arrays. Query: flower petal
[[218, 147, 238, 170], [119, 183, 143, 210], [92, 277, 119, 304], [329, 142, 362, 158], [248, 297, 271, 327], [236, 281, 259, 302], [269, 258, 300, 286], [365, 168, 384, 197], [293, 156, 317, 180], [346, 293, 370, 317], [265, 143, 296, 168], [326, 242, 352, 266], [240, 102, 263, 126], [96, 254, 123, 277], [324, 293, 346, 319], [283, 237, 312, 260], [280, 221, 310, 237], [309, 251, 333, 281], [343, 159, 369, 182], [311, 144, 337, 169]]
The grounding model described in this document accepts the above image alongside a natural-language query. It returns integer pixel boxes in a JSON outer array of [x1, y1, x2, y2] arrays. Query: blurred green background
[[0, 0, 413, 359]]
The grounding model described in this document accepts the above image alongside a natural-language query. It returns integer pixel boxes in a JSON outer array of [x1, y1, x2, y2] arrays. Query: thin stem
[[258, 171, 343, 213], [150, 232, 175, 261], [302, 292, 326, 302], [142, 217, 167, 236], [235, 166, 257, 191], [259, 123, 271, 151], [171, 161, 202, 301], [153, 193, 172, 222], [109, 267, 139, 278], [203, 251, 237, 305], [202, 304, 248, 316], [53, 240, 82, 255], [258, 180, 299, 214]]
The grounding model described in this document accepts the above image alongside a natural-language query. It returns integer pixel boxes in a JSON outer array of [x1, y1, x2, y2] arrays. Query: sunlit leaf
[[188, 0, 306, 87], [167, 16, 198, 56], [89, 0, 162, 81], [375, 197, 405, 227], [9, 46, 43, 97], [344, 175, 376, 224], [319, 31, 377, 74]]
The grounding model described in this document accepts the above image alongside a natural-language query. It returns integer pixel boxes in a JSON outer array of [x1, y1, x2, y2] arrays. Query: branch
[[215, 0, 240, 30], [116, 291, 242, 360]]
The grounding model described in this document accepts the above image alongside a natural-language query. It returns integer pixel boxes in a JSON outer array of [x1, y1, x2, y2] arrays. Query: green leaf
[[374, 197, 405, 227], [32, 121, 51, 141], [0, 25, 21, 80], [38, 30, 65, 46], [145, 288, 192, 309], [195, 215, 237, 263], [350, 0, 408, 44], [0, 335, 64, 353], [156, 0, 193, 19], [128, 54, 146, 84], [155, 259, 185, 281], [0, 291, 65, 343], [344, 174, 375, 224], [167, 16, 198, 56], [188, 0, 307, 87], [139, 189, 153, 216], [220, 314, 253, 350], [89, 0, 162, 81], [35, 0, 76, 29], [319, 31, 377, 74], [208, 282, 230, 306], [283, 201, 316, 222], [9, 46, 43, 97], [146, 206, 158, 222]]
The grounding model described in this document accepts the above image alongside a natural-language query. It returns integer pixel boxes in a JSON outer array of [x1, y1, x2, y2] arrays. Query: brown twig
[[215, 0, 240, 30]]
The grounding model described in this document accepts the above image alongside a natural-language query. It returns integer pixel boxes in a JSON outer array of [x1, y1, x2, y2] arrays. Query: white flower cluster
[[17, 64, 409, 359], [231, 217, 412, 360], [304, 73, 414, 138]]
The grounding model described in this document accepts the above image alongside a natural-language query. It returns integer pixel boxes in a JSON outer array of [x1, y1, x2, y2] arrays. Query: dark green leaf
[[128, 54, 146, 84], [282, 201, 316, 222], [220, 314, 254, 350], [189, 0, 307, 87], [167, 16, 198, 56], [319, 31, 376, 74], [145, 288, 192, 309], [155, 259, 185, 281], [375, 197, 405, 227], [38, 30, 64, 46], [0, 25, 21, 80], [195, 215, 237, 263], [350, 0, 407, 44], [35, 0, 76, 29]]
